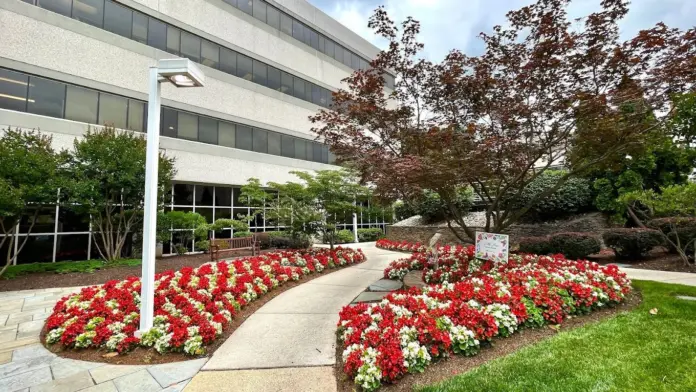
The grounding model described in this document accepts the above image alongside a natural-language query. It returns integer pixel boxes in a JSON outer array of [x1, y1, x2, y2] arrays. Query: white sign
[[475, 232, 509, 263]]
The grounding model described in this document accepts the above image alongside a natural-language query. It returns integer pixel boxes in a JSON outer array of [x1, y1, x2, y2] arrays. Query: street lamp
[[139, 59, 205, 333]]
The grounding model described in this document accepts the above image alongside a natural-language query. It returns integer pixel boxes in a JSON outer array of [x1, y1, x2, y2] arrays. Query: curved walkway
[[184, 242, 405, 392]]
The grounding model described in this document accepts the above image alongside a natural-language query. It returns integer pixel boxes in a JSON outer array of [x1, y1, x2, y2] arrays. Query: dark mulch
[[590, 247, 696, 274], [0, 250, 277, 293], [334, 290, 642, 392], [40, 259, 361, 365]]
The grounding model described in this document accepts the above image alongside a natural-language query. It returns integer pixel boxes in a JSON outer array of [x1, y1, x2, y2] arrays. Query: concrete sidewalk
[[185, 243, 404, 392], [622, 267, 696, 286]]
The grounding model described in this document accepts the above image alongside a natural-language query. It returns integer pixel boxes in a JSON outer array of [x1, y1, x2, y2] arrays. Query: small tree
[[620, 183, 696, 266], [0, 129, 67, 277], [66, 127, 175, 261], [163, 211, 208, 254]]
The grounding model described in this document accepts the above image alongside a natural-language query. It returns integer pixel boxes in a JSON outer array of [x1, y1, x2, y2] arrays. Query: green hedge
[[549, 232, 602, 259], [647, 217, 696, 254], [518, 237, 553, 255], [2, 259, 141, 280], [602, 228, 664, 259], [357, 228, 385, 242]]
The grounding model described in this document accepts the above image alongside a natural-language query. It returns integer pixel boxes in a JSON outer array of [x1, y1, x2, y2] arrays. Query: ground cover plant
[[339, 246, 630, 391], [44, 248, 365, 355], [419, 280, 696, 392], [2, 259, 141, 280]]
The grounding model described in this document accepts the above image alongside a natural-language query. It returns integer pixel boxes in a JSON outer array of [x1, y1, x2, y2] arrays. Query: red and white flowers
[[45, 248, 365, 355], [338, 250, 630, 391], [376, 239, 427, 253]]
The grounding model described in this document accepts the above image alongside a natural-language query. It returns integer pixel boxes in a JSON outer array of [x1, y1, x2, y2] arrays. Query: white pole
[[353, 198, 358, 243], [139, 67, 162, 333]]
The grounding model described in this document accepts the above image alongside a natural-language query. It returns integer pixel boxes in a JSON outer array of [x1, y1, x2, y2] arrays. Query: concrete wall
[[0, 110, 336, 186]]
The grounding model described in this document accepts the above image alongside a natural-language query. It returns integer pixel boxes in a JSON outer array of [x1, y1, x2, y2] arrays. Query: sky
[[308, 0, 696, 62]]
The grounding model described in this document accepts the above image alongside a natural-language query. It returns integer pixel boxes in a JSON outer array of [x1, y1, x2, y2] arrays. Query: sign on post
[[475, 232, 509, 263]]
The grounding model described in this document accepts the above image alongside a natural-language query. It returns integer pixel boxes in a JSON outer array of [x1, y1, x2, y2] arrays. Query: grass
[[420, 280, 696, 392], [2, 258, 141, 280]]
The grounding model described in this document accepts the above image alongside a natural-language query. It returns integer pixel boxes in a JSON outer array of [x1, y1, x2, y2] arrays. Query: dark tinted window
[[360, 58, 369, 71], [313, 143, 323, 162], [280, 13, 292, 35], [104, 1, 132, 39], [237, 54, 253, 81], [311, 85, 322, 106], [267, 132, 281, 155], [181, 32, 201, 63], [309, 30, 319, 50], [161, 108, 178, 137], [281, 135, 294, 158], [73, 0, 104, 28], [38, 0, 71, 17], [218, 122, 236, 148], [220, 48, 237, 75], [280, 71, 293, 95], [343, 49, 352, 67], [173, 183, 194, 205], [351, 52, 360, 70], [166, 26, 180, 55], [65, 85, 98, 124], [178, 112, 198, 141], [0, 69, 29, 112], [98, 93, 128, 129], [252, 128, 268, 153], [334, 45, 343, 63], [318, 36, 325, 54], [147, 17, 167, 51], [267, 67, 281, 91], [324, 39, 334, 58], [322, 145, 329, 163], [293, 78, 306, 100], [320, 89, 329, 107], [252, 0, 266, 22], [201, 40, 219, 69], [236, 125, 252, 150], [238, 0, 252, 15], [215, 187, 232, 207], [266, 5, 280, 30], [199, 117, 218, 144], [252, 60, 267, 86], [132, 12, 148, 44], [302, 24, 312, 46], [27, 76, 65, 118], [292, 19, 303, 41], [127, 99, 145, 132], [294, 139, 307, 160]]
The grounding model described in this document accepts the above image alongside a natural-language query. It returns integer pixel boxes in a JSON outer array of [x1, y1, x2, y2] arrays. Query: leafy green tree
[[162, 211, 208, 255], [0, 129, 67, 277], [65, 127, 175, 261]]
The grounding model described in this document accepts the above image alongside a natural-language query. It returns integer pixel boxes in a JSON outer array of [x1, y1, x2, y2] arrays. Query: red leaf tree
[[311, 0, 696, 242]]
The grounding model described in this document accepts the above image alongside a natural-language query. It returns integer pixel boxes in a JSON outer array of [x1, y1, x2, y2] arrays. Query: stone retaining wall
[[386, 212, 611, 245]]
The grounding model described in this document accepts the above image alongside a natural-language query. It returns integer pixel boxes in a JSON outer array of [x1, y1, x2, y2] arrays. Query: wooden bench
[[210, 236, 260, 261]]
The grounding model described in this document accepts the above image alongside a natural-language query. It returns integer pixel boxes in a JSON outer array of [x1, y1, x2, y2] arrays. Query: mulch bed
[[334, 290, 642, 392], [0, 250, 277, 293], [590, 247, 696, 274], [40, 259, 361, 365]]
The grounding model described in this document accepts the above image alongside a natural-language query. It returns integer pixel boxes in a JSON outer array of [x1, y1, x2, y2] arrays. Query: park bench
[[210, 236, 260, 261]]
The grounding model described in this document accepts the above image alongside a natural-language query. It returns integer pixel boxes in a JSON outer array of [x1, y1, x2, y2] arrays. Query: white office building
[[0, 0, 394, 261]]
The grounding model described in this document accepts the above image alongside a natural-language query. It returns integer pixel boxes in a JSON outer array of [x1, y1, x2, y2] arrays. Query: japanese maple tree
[[311, 0, 696, 242]]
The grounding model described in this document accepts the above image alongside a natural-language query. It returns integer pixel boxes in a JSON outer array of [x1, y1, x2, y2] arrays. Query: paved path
[[0, 287, 207, 392], [184, 242, 404, 392], [622, 267, 696, 286]]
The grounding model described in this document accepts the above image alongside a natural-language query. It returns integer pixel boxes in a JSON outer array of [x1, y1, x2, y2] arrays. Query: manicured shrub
[[394, 200, 416, 221], [518, 236, 552, 255], [195, 240, 210, 252], [357, 228, 385, 242], [415, 188, 473, 223], [336, 229, 355, 244], [647, 217, 696, 254], [549, 232, 601, 259], [233, 231, 253, 238], [269, 234, 311, 249], [602, 228, 665, 259], [506, 170, 592, 221]]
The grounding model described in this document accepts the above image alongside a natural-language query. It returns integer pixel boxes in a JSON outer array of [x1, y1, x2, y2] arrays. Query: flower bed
[[45, 248, 365, 355], [338, 253, 631, 391], [376, 239, 427, 253], [383, 245, 482, 283]]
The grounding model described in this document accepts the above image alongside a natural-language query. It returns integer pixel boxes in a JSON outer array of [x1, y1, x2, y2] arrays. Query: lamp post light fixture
[[139, 59, 205, 334]]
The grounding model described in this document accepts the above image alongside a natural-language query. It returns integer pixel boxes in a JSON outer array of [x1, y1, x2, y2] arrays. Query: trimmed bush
[[336, 229, 355, 244], [602, 228, 665, 259], [357, 228, 385, 242], [647, 217, 696, 254], [195, 240, 210, 252], [518, 236, 552, 255], [233, 231, 253, 238], [506, 170, 592, 221], [394, 201, 416, 221], [549, 232, 601, 259], [416, 188, 473, 223]]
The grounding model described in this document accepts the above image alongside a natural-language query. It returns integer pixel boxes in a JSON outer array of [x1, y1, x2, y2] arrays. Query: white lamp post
[[139, 59, 205, 333]]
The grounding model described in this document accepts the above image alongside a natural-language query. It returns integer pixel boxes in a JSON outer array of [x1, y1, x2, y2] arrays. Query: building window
[[104, 1, 132, 39], [177, 112, 198, 141], [98, 93, 128, 129], [72, 0, 105, 28], [280, 71, 293, 95], [293, 78, 306, 101], [166, 25, 181, 55], [218, 122, 236, 148], [181, 32, 201, 63], [198, 116, 218, 144], [27, 76, 66, 118], [252, 128, 268, 153], [237, 0, 252, 15], [65, 85, 98, 124], [252, 0, 266, 22], [236, 125, 253, 150], [131, 12, 148, 44], [280, 12, 292, 36], [147, 17, 167, 51], [161, 107, 178, 138], [267, 132, 281, 156], [252, 60, 267, 87], [201, 40, 220, 69], [267, 66, 281, 92], [237, 54, 253, 81], [38, 0, 72, 17], [266, 5, 280, 30], [0, 68, 29, 112], [220, 48, 237, 75], [294, 139, 307, 160], [281, 135, 294, 158]]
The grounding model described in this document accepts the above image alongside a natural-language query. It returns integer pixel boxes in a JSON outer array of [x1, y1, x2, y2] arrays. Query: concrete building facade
[[0, 0, 393, 261]]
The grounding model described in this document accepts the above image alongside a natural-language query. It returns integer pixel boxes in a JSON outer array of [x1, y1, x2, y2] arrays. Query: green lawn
[[420, 280, 696, 392], [2, 258, 141, 279]]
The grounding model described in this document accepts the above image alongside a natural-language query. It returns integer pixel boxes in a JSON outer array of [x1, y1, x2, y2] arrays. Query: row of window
[[221, 0, 395, 89], [0, 67, 334, 164], [23, 0, 342, 107]]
